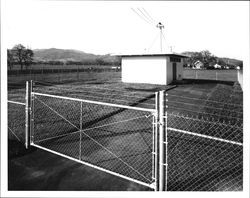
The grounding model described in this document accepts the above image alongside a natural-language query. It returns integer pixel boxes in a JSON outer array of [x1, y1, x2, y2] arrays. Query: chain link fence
[[8, 101, 26, 143], [166, 111, 243, 191], [32, 92, 155, 187], [8, 80, 243, 191]]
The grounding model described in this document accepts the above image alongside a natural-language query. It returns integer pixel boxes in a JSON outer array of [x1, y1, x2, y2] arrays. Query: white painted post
[[25, 81, 31, 149], [216, 71, 218, 81], [155, 91, 167, 191], [154, 92, 159, 191], [152, 112, 156, 183], [30, 80, 34, 144], [79, 101, 83, 160], [159, 91, 167, 191]]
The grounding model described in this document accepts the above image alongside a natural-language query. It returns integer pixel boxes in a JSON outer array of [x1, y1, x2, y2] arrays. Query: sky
[[3, 0, 249, 60]]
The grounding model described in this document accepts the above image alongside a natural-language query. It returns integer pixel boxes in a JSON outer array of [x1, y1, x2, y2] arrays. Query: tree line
[[7, 44, 121, 71], [182, 50, 243, 69], [8, 44, 34, 70]]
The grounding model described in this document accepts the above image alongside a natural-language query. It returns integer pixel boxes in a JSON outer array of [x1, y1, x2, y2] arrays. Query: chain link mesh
[[31, 81, 243, 191], [166, 112, 243, 191], [33, 93, 154, 185], [8, 102, 26, 143]]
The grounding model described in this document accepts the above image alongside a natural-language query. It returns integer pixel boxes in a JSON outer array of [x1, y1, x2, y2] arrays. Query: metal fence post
[[79, 101, 83, 160], [30, 80, 34, 144], [154, 92, 159, 191], [159, 91, 167, 191], [25, 81, 31, 149], [155, 90, 167, 191]]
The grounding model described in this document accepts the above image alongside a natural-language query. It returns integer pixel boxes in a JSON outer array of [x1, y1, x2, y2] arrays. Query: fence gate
[[11, 81, 243, 191], [28, 86, 157, 189]]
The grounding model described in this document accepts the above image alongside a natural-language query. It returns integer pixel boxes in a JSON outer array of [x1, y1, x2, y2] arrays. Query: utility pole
[[170, 46, 172, 53], [156, 22, 164, 52]]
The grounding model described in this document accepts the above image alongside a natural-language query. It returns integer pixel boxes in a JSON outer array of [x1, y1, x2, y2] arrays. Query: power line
[[137, 8, 155, 25], [131, 8, 154, 26], [142, 8, 157, 24]]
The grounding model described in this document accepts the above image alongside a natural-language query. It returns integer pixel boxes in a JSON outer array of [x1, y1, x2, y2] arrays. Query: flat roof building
[[117, 53, 188, 85]]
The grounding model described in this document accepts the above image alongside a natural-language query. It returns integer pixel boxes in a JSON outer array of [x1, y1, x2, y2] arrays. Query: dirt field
[[7, 71, 243, 191]]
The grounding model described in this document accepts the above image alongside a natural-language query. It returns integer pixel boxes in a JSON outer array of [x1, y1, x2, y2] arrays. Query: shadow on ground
[[8, 140, 37, 160], [8, 147, 152, 191]]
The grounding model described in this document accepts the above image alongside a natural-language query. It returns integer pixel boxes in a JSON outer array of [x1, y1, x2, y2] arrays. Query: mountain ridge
[[33, 48, 243, 67]]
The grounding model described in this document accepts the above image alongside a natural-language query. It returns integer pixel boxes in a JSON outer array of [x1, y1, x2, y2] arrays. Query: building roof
[[113, 53, 189, 58]]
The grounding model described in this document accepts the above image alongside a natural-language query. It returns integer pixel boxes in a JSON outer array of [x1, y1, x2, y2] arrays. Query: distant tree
[[96, 57, 106, 65], [7, 49, 15, 70], [217, 58, 226, 67], [23, 49, 34, 69], [11, 44, 34, 70], [200, 50, 217, 68], [182, 50, 217, 69]]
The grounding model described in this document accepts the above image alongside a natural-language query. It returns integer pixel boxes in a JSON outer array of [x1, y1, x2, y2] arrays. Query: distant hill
[[33, 48, 120, 65], [33, 48, 97, 62], [219, 57, 243, 67], [32, 48, 242, 68]]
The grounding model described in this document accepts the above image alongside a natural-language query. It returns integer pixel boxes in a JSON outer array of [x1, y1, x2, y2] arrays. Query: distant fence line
[[183, 69, 240, 82], [8, 66, 120, 75], [9, 67, 240, 83]]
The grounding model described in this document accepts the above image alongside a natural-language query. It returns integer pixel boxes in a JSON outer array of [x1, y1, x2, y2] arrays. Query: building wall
[[122, 56, 167, 85], [237, 69, 243, 89], [166, 58, 173, 84], [166, 57, 183, 84], [177, 58, 184, 80]]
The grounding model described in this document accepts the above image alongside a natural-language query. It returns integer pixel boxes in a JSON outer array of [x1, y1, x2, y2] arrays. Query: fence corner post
[[30, 80, 34, 144], [155, 90, 167, 191], [25, 81, 31, 149]]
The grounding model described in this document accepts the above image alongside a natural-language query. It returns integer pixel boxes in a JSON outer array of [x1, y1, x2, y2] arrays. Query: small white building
[[193, 60, 204, 69], [214, 63, 222, 69], [118, 53, 187, 85]]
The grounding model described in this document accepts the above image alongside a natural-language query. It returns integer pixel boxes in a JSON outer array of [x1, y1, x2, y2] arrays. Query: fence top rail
[[8, 100, 26, 106], [32, 92, 156, 113], [168, 127, 243, 146]]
